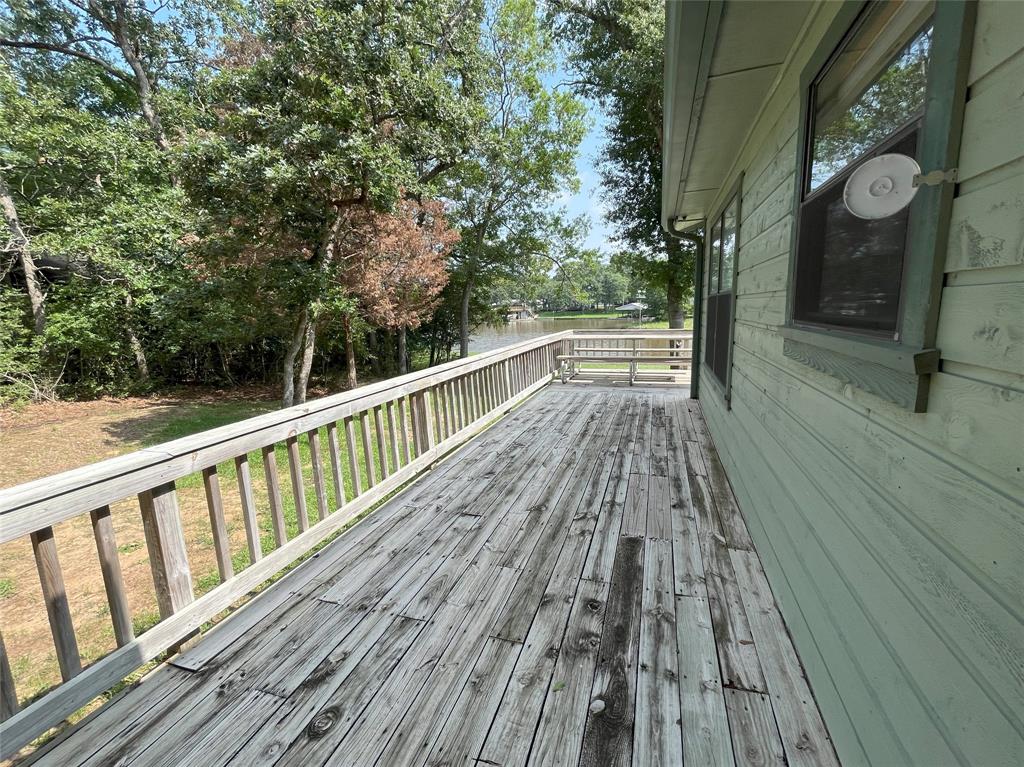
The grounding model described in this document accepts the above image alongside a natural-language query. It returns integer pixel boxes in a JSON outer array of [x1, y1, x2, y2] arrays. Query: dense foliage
[[0, 0, 667, 405]]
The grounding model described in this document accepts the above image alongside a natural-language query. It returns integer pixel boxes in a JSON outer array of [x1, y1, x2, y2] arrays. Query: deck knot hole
[[308, 707, 339, 738]]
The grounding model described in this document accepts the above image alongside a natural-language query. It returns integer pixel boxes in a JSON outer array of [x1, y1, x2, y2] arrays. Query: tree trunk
[[342, 314, 357, 389], [124, 294, 149, 382], [295, 319, 316, 404], [1, 177, 45, 335], [666, 238, 687, 370], [459, 275, 474, 359], [398, 326, 408, 374], [366, 330, 383, 376], [107, 4, 170, 153], [666, 278, 684, 329], [281, 307, 308, 407]]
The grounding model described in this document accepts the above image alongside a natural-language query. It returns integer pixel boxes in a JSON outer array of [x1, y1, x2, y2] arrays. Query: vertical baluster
[[373, 406, 390, 479], [460, 372, 471, 421], [89, 505, 135, 646], [360, 410, 377, 486], [0, 631, 17, 721], [451, 380, 461, 430], [434, 385, 446, 440], [30, 526, 81, 680], [261, 446, 288, 547], [458, 377, 468, 425], [442, 380, 454, 434], [201, 468, 233, 581], [431, 387, 444, 443], [396, 397, 412, 464], [234, 455, 265, 559], [414, 391, 435, 455], [454, 378, 466, 430], [502, 359, 512, 400], [344, 416, 363, 497], [480, 367, 491, 413], [469, 373, 481, 421], [475, 370, 483, 419], [284, 437, 310, 532], [410, 393, 422, 456], [386, 400, 401, 470], [443, 382, 455, 437], [307, 429, 329, 521], [326, 422, 346, 508], [481, 367, 492, 413], [138, 482, 194, 620]]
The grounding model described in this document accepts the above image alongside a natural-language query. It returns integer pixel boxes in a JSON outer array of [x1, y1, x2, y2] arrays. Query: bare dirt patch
[[0, 387, 283, 710]]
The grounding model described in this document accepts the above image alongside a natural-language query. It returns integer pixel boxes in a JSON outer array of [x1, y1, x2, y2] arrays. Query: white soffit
[[664, 1, 812, 229]]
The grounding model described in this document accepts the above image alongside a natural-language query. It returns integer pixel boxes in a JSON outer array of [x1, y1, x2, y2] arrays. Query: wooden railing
[[557, 329, 693, 384], [0, 331, 572, 757]]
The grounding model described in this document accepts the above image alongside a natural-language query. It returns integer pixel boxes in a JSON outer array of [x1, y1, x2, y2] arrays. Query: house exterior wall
[[695, 2, 1024, 765]]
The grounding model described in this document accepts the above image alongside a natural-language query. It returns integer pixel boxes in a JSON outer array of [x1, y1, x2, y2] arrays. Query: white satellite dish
[[843, 153, 921, 219]]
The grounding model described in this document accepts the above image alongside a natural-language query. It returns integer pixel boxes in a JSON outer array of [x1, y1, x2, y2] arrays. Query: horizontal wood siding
[[695, 2, 1024, 765]]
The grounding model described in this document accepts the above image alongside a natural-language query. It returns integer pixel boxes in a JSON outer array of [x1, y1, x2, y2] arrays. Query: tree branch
[[418, 160, 456, 185], [0, 38, 133, 83]]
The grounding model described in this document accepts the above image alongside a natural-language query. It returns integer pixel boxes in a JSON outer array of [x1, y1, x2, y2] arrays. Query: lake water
[[469, 317, 645, 353]]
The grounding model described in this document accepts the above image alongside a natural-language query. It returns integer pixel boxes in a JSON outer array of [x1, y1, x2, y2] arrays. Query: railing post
[[138, 482, 194, 620]]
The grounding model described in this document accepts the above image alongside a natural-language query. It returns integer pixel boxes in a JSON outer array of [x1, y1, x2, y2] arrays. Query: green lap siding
[[695, 2, 1024, 765]]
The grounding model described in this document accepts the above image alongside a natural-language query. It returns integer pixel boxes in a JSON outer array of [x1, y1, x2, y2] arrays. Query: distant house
[[663, 1, 1023, 765], [505, 303, 536, 321]]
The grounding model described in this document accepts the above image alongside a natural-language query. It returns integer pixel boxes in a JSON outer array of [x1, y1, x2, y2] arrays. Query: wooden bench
[[556, 332, 693, 385]]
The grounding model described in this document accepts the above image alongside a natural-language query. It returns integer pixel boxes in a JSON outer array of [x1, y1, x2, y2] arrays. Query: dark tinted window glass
[[711, 293, 732, 384], [704, 294, 719, 377], [796, 124, 917, 332]]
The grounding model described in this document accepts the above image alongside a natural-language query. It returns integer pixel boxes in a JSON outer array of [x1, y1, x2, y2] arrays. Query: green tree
[[549, 0, 697, 328], [179, 0, 485, 403], [1, 0, 236, 394], [445, 0, 586, 357]]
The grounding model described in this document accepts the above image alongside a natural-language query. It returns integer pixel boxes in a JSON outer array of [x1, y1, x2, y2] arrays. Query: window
[[704, 190, 739, 390], [782, 0, 975, 412], [794, 2, 933, 336]]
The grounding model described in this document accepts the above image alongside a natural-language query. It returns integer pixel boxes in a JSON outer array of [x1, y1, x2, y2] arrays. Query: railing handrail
[[0, 330, 572, 542]]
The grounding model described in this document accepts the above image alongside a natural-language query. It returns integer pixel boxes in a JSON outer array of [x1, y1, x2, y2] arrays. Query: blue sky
[[564, 108, 616, 258], [549, 61, 616, 260]]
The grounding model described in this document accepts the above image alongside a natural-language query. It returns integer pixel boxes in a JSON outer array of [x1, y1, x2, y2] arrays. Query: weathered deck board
[[29, 386, 838, 767]]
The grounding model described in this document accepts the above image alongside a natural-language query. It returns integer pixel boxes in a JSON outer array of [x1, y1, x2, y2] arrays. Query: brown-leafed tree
[[339, 199, 457, 383]]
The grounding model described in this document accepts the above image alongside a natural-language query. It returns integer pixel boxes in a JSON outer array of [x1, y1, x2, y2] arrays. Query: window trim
[[782, 0, 977, 413], [701, 174, 742, 407]]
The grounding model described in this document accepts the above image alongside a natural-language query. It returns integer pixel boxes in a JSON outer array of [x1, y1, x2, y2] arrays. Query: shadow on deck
[[23, 386, 838, 767]]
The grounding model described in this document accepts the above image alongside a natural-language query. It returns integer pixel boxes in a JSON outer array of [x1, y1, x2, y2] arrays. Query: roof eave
[[661, 0, 722, 234]]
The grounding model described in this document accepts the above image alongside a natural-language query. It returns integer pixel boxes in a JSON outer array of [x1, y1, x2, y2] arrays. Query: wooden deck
[[26, 385, 838, 767]]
